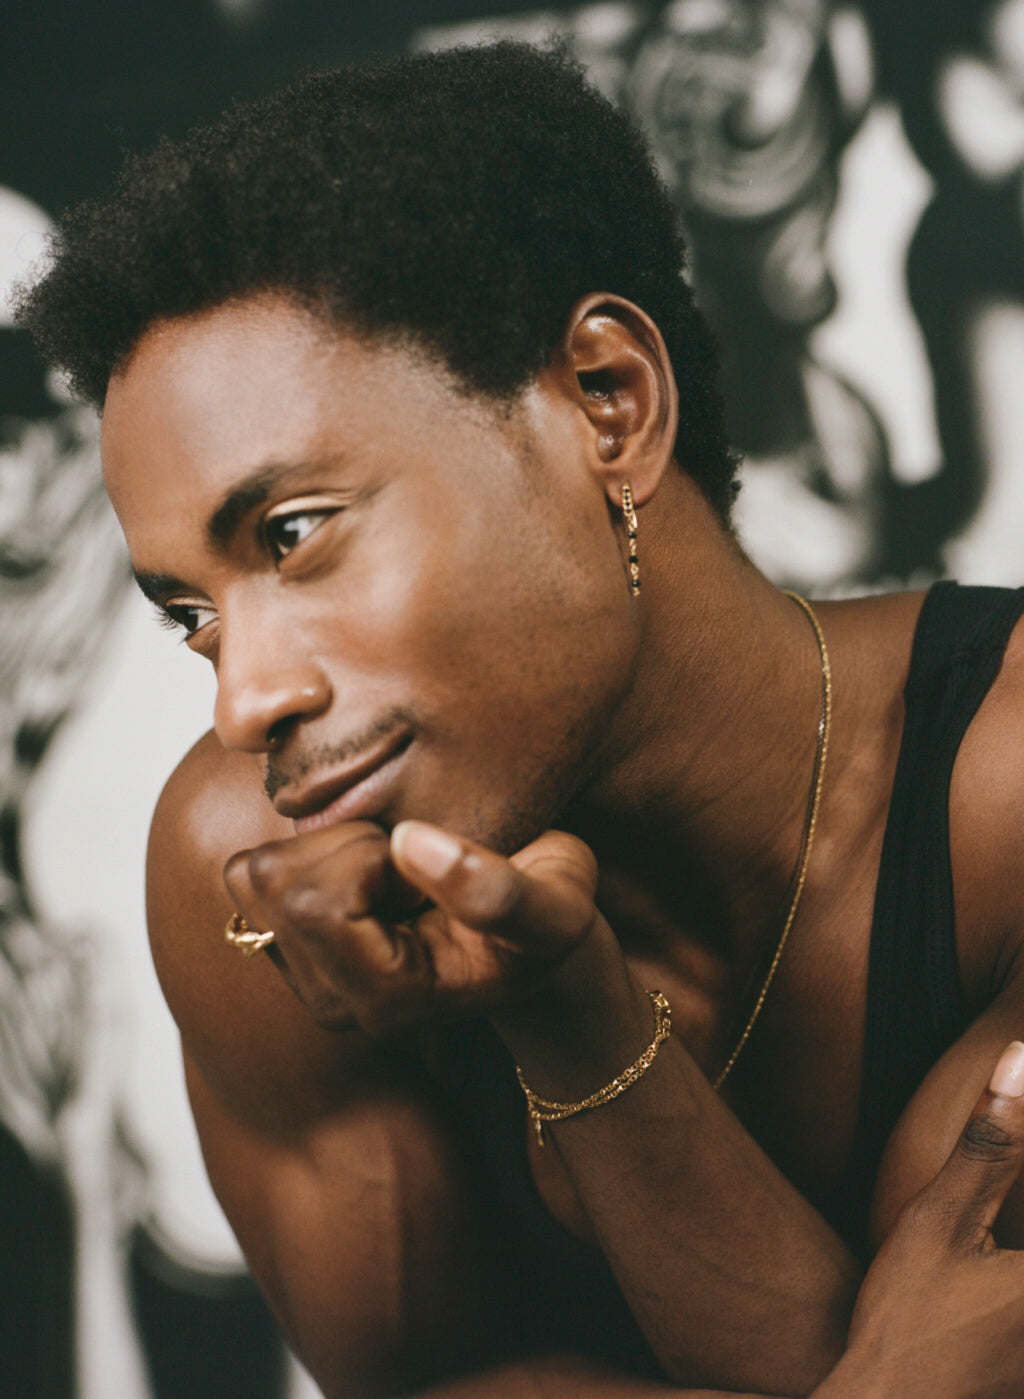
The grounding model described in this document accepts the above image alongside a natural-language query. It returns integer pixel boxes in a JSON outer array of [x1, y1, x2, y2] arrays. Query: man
[[16, 40, 1024, 1399]]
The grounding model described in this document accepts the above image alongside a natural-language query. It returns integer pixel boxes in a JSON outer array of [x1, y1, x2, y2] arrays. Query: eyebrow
[[206, 464, 288, 548], [133, 455, 350, 606], [205, 455, 351, 548], [132, 466, 300, 602]]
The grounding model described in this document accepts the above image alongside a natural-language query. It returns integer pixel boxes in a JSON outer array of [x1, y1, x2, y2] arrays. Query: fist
[[223, 819, 603, 1035]]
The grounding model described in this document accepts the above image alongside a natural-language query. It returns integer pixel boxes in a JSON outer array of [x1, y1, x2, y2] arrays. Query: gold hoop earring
[[621, 481, 640, 596]]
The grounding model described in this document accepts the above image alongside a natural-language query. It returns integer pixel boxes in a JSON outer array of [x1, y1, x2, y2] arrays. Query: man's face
[[101, 295, 641, 852]]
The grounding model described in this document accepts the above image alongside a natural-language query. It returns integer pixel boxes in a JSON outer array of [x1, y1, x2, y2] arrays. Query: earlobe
[[561, 293, 678, 508]]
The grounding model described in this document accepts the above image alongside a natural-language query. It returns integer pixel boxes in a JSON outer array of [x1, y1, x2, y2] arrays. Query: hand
[[223, 819, 608, 1035], [823, 1042, 1024, 1398]]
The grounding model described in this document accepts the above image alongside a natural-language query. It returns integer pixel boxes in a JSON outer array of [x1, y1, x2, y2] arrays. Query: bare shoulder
[[148, 733, 504, 1395], [147, 725, 291, 967], [146, 729, 420, 1129], [950, 601, 1024, 1005]]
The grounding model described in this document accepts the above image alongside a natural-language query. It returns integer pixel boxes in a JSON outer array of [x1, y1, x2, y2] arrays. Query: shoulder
[[146, 730, 416, 1129], [149, 726, 291, 878], [148, 735, 507, 1392], [146, 727, 288, 1043]]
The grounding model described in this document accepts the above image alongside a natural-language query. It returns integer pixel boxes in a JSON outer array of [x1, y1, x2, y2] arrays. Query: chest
[[527, 845, 883, 1242], [525, 613, 1024, 1243]]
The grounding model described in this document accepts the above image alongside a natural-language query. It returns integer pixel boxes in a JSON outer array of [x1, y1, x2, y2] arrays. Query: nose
[[213, 630, 331, 753]]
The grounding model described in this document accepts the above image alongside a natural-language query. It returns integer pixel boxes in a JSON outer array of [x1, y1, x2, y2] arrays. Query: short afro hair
[[16, 40, 738, 517]]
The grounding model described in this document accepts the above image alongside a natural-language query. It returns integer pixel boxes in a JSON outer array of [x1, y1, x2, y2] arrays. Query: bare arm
[[419, 1054, 1024, 1399], [224, 800, 864, 1395], [868, 978, 1024, 1246], [184, 1048, 502, 1398], [488, 930, 859, 1393], [816, 1043, 1024, 1399], [154, 703, 1024, 1399], [148, 739, 505, 1397]]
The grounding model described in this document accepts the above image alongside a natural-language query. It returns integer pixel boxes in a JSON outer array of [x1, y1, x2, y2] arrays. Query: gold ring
[[224, 912, 276, 958]]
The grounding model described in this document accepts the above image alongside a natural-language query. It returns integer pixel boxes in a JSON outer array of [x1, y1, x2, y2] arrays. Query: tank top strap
[[840, 580, 1024, 1252]]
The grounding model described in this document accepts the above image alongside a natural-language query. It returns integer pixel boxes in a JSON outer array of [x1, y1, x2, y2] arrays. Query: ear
[[554, 293, 679, 509]]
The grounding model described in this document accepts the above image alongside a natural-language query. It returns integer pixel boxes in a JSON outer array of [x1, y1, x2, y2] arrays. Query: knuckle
[[222, 848, 250, 897], [461, 863, 522, 926], [348, 841, 393, 908], [515, 833, 597, 891], [280, 879, 330, 928], [892, 1193, 937, 1246], [564, 899, 601, 947], [245, 842, 291, 897], [960, 1112, 1020, 1163], [305, 990, 356, 1031], [886, 1191, 955, 1264], [558, 832, 599, 889]]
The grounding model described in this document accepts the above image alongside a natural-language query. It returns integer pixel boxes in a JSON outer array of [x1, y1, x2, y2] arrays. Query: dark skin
[[101, 291, 1024, 1397]]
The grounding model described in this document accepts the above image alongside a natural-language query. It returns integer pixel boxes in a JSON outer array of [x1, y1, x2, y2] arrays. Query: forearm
[[492, 934, 861, 1395]]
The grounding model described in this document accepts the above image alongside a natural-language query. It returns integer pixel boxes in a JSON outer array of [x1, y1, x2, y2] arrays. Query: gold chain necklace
[[713, 591, 832, 1090]]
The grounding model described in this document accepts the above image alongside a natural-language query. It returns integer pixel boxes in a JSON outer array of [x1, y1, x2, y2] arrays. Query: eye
[[262, 507, 334, 562], [156, 600, 218, 637]]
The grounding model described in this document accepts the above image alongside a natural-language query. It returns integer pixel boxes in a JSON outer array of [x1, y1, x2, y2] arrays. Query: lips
[[274, 728, 413, 833]]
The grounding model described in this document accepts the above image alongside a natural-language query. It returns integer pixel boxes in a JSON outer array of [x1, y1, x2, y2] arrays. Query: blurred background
[[4, 2, 1024, 1394]]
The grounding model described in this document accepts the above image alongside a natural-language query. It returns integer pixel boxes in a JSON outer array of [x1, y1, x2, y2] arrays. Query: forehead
[[99, 295, 496, 540]]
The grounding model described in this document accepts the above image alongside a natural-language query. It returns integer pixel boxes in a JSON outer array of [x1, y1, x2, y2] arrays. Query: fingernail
[[990, 1041, 1024, 1098], [391, 821, 462, 881]]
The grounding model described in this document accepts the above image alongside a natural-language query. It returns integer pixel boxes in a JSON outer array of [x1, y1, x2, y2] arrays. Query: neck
[[564, 477, 832, 991]]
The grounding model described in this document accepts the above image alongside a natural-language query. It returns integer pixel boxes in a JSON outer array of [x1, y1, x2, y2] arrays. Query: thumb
[[925, 1041, 1024, 1248], [389, 821, 598, 950]]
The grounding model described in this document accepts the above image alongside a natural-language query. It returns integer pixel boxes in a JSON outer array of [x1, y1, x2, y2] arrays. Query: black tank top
[[838, 580, 1024, 1247], [436, 581, 1024, 1368]]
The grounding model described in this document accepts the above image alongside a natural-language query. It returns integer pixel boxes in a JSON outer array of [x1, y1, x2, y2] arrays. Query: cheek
[[420, 521, 634, 746], [391, 491, 626, 678], [298, 472, 636, 728]]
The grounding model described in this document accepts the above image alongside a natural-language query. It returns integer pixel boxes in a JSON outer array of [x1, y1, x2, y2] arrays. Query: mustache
[[263, 709, 414, 801]]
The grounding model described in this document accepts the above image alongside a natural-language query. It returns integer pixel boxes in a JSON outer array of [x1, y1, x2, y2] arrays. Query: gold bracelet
[[515, 990, 672, 1145]]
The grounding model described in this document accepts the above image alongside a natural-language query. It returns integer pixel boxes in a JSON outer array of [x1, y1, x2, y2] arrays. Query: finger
[[224, 820, 385, 907], [924, 1041, 1024, 1248], [222, 824, 416, 1021], [389, 822, 598, 953], [223, 820, 419, 932]]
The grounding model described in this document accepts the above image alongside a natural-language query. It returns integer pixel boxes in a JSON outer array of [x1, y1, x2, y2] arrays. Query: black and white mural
[[5, 2, 1024, 1394]]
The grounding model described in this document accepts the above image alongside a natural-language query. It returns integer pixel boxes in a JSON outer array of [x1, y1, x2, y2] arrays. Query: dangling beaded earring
[[621, 481, 640, 596]]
